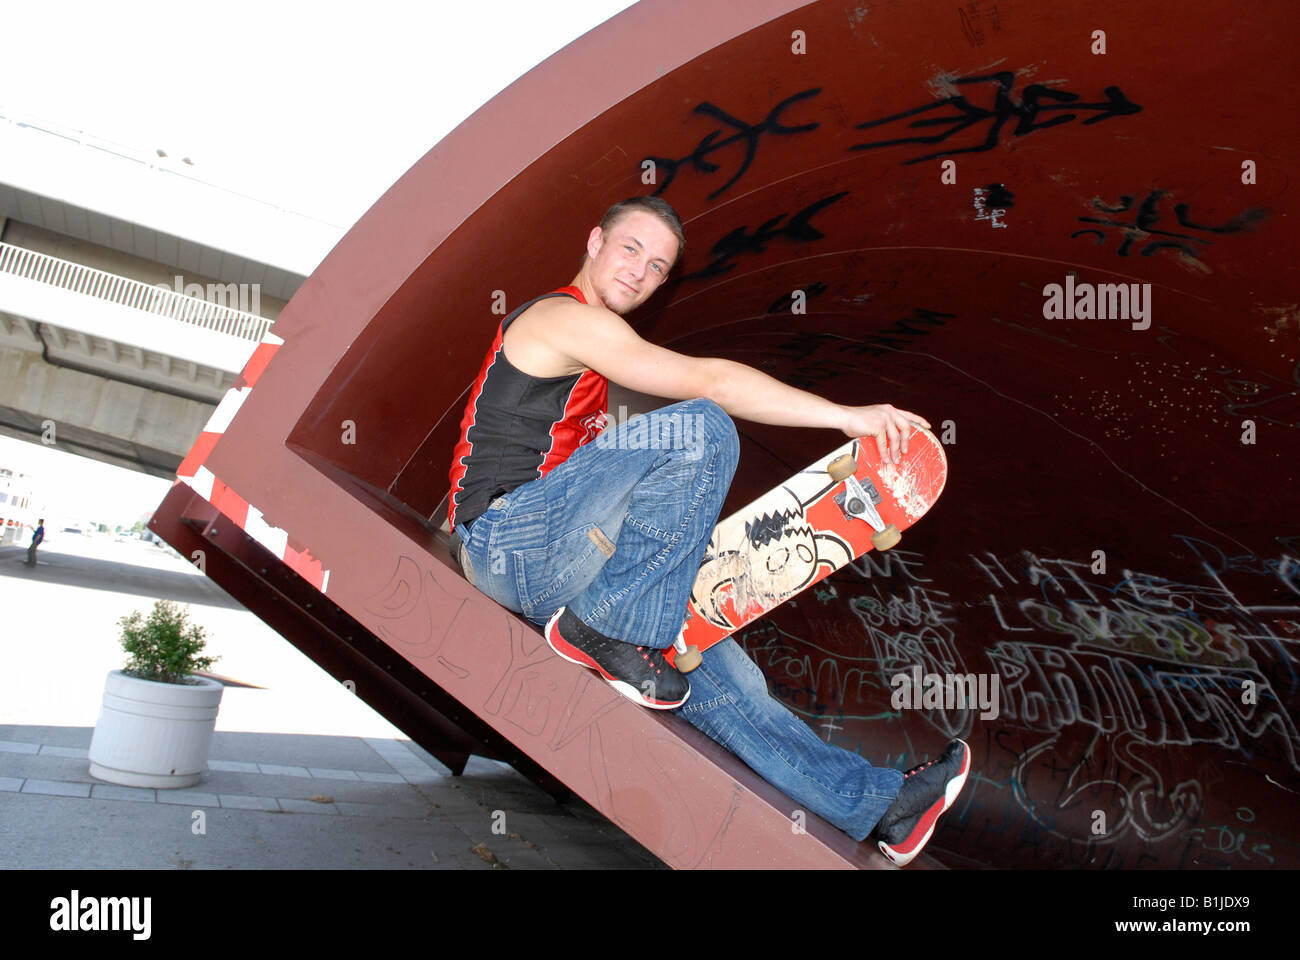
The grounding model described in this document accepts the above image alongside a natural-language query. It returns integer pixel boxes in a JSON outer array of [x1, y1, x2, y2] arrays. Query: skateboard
[[666, 425, 947, 671]]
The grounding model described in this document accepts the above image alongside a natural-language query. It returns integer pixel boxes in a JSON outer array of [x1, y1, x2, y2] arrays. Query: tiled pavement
[[0, 725, 666, 870]]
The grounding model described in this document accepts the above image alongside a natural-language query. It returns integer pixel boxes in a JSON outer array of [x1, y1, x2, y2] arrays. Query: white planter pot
[[88, 670, 224, 789]]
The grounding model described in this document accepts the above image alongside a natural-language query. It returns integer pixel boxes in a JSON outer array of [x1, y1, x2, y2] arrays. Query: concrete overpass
[[0, 111, 344, 477]]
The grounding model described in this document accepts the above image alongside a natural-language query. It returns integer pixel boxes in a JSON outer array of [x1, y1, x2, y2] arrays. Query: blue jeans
[[455, 398, 901, 840]]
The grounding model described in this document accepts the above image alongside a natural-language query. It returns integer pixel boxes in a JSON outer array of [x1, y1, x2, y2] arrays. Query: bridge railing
[[0, 241, 271, 342]]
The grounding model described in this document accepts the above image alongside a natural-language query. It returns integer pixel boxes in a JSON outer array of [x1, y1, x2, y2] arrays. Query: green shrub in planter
[[90, 599, 225, 788], [118, 599, 219, 684]]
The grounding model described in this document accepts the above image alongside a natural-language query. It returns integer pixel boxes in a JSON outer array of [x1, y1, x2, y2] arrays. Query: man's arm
[[544, 301, 929, 463]]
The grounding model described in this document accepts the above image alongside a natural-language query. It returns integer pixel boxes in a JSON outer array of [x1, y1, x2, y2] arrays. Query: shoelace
[[903, 758, 936, 779], [635, 646, 662, 674]]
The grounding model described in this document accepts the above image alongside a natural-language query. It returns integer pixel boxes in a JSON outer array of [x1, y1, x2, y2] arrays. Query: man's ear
[[586, 226, 605, 260]]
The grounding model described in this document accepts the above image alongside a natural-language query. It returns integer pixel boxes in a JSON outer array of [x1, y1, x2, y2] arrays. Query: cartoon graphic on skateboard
[[666, 425, 947, 671]]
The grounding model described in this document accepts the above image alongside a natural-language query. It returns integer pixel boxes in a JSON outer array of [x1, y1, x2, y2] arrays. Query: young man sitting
[[447, 196, 969, 865]]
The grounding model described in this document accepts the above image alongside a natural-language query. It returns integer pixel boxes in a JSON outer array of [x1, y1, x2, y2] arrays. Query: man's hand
[[839, 404, 930, 465]]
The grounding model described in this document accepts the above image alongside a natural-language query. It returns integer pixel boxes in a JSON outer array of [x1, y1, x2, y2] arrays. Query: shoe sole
[[878, 740, 971, 867], [544, 609, 689, 710]]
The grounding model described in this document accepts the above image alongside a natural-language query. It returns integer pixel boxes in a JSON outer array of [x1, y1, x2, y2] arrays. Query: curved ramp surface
[[152, 0, 1298, 868]]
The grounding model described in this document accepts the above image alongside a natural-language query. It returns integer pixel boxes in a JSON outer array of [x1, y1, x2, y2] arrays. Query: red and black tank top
[[447, 286, 608, 529]]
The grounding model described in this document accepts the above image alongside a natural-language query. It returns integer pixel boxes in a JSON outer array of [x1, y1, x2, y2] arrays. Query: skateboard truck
[[827, 454, 901, 550]]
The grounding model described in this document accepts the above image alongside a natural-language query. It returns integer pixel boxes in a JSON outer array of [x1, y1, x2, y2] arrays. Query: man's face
[[585, 210, 680, 315]]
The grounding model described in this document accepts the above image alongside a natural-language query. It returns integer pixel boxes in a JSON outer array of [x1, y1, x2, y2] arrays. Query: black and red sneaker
[[870, 739, 970, 866], [545, 607, 690, 709]]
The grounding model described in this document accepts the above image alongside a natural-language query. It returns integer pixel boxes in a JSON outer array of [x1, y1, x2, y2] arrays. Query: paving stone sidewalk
[[0, 724, 664, 870]]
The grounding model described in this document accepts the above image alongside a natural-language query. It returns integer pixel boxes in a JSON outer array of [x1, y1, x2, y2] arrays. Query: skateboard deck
[[666, 425, 947, 669]]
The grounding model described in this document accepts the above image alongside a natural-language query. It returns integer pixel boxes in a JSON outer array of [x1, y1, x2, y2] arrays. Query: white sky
[[0, 0, 638, 526], [3, 0, 637, 226]]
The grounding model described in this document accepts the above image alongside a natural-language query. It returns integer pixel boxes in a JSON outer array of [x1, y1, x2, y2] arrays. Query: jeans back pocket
[[513, 522, 612, 620]]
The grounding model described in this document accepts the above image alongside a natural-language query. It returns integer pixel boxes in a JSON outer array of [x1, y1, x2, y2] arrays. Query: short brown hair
[[589, 196, 685, 270]]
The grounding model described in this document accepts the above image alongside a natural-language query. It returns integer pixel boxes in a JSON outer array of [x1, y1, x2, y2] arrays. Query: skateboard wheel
[[828, 454, 857, 482], [674, 646, 703, 673], [871, 524, 901, 551]]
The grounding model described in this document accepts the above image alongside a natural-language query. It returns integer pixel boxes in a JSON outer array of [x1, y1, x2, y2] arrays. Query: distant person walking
[[25, 518, 44, 566]]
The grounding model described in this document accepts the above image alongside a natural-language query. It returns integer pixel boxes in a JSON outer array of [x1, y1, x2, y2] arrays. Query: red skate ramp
[[151, 0, 1299, 868]]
